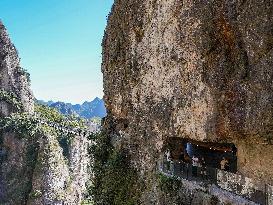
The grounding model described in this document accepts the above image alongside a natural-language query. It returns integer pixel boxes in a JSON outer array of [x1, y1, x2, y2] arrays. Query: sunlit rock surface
[[0, 21, 34, 116], [102, 0, 273, 204]]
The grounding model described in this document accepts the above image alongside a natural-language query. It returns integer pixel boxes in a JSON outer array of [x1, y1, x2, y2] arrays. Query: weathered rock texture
[[0, 21, 89, 204], [102, 0, 273, 203], [28, 134, 89, 205], [0, 21, 34, 116]]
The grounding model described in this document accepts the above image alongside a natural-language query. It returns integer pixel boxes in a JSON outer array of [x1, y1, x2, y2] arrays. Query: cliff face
[[28, 134, 89, 205], [102, 0, 273, 203], [0, 22, 89, 204], [0, 21, 34, 116]]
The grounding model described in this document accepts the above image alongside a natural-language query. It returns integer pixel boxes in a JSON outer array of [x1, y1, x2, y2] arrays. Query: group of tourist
[[192, 155, 229, 170], [164, 149, 230, 176], [191, 155, 206, 177]]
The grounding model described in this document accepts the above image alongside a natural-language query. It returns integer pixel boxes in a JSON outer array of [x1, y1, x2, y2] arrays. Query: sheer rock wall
[[102, 0, 273, 203], [0, 21, 34, 116]]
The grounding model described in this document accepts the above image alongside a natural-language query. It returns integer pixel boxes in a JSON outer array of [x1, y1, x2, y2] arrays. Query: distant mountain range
[[38, 97, 107, 119]]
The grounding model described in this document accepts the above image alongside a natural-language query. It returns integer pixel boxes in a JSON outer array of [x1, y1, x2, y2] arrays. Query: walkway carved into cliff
[[158, 159, 273, 205]]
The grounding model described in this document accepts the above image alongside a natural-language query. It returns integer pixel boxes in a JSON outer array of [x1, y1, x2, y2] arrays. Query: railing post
[[215, 168, 218, 185], [187, 163, 189, 180], [264, 184, 269, 205], [171, 161, 174, 175], [186, 163, 189, 180]]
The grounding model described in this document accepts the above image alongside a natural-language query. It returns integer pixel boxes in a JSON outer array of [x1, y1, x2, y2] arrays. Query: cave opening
[[186, 141, 237, 173], [164, 137, 237, 173]]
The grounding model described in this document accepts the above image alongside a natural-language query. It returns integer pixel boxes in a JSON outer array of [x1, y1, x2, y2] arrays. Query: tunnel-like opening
[[186, 141, 237, 173], [164, 137, 237, 173], [159, 139, 270, 205]]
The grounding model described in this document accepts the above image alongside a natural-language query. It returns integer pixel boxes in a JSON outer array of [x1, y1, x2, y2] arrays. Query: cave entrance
[[165, 138, 237, 173], [186, 141, 237, 173]]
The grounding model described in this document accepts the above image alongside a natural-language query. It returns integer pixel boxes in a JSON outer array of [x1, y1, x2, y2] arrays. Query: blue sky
[[0, 0, 113, 104]]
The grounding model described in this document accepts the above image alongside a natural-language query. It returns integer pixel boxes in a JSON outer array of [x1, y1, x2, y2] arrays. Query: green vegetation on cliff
[[157, 173, 182, 193], [88, 132, 143, 205], [35, 104, 87, 130], [0, 89, 23, 111], [0, 104, 88, 138], [0, 102, 91, 203], [16, 66, 31, 83], [0, 103, 91, 165]]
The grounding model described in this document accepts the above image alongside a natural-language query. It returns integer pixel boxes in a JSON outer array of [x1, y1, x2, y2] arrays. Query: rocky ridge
[[39, 97, 106, 119]]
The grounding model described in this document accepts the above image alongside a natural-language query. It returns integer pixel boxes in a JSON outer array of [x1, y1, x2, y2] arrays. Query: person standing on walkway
[[165, 149, 172, 172], [166, 149, 171, 162], [220, 157, 228, 171], [184, 152, 191, 163], [192, 155, 199, 177], [200, 157, 207, 178]]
